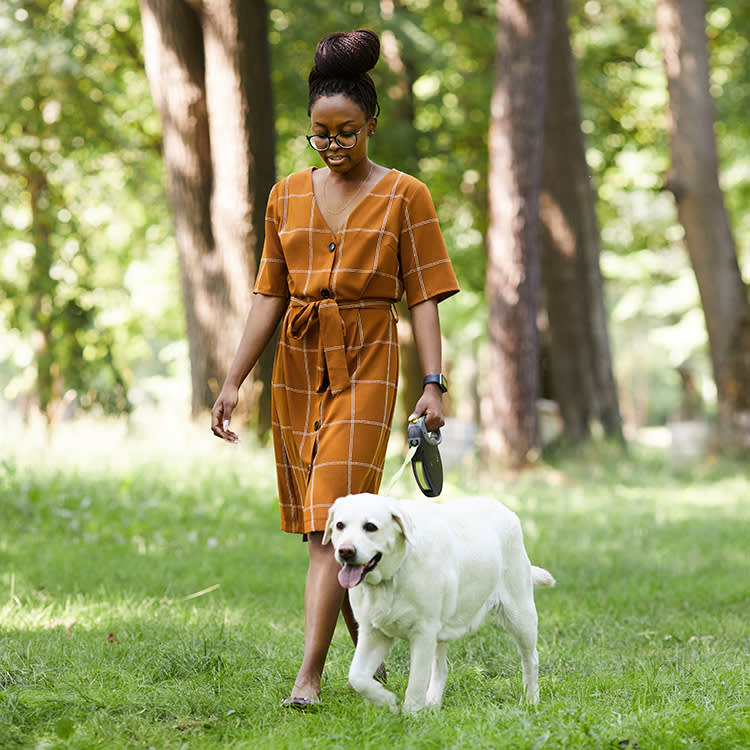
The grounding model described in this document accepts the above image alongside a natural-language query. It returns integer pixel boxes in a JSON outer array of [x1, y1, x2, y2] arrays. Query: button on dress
[[254, 167, 459, 534]]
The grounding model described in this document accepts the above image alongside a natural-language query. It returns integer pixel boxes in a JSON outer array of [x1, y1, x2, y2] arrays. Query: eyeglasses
[[306, 129, 362, 152]]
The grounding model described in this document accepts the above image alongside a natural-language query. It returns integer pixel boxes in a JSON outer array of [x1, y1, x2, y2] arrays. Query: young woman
[[211, 29, 459, 708]]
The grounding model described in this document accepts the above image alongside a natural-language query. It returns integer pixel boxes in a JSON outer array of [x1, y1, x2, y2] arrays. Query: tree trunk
[[484, 0, 553, 468], [656, 0, 750, 450], [140, 0, 276, 425], [540, 0, 622, 443], [202, 0, 277, 436]]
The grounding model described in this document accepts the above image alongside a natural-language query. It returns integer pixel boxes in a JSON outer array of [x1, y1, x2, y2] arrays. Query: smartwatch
[[422, 373, 448, 393]]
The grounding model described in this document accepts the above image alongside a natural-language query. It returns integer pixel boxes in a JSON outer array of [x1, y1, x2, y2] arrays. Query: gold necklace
[[323, 163, 374, 215]]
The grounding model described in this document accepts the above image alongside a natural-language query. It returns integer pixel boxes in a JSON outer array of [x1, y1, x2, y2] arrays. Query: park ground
[[1, 411, 748, 749]]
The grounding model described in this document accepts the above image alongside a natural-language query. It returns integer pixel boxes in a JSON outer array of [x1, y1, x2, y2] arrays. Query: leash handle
[[384, 417, 443, 496], [408, 416, 442, 447]]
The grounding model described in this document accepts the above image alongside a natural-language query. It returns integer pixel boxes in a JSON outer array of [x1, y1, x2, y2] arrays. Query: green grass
[[1, 415, 749, 749]]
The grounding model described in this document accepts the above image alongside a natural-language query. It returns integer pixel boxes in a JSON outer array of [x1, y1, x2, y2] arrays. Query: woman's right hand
[[211, 385, 240, 443]]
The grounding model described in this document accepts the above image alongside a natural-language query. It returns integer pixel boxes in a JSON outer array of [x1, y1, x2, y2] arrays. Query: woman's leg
[[341, 591, 359, 643], [288, 532, 357, 701]]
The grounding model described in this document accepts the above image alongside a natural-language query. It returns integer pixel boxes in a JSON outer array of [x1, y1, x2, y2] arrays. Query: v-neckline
[[311, 167, 393, 237]]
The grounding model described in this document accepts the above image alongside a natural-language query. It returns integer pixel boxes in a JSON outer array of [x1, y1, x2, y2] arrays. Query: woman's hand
[[208, 294, 288, 444], [409, 384, 445, 433], [211, 384, 241, 443]]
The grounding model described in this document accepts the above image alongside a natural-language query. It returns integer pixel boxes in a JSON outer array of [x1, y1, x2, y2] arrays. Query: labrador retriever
[[323, 492, 555, 714]]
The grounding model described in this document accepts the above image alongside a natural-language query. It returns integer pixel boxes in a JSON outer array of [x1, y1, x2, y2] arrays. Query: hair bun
[[312, 29, 380, 80]]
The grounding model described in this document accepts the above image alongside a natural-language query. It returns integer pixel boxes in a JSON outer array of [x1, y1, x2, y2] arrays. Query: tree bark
[[656, 0, 750, 450], [484, 0, 553, 467], [540, 0, 622, 443], [140, 0, 276, 425], [202, 0, 277, 435]]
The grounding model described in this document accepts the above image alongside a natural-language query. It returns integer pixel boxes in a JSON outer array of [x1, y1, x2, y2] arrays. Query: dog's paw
[[352, 679, 399, 713], [369, 690, 398, 713], [402, 699, 430, 716]]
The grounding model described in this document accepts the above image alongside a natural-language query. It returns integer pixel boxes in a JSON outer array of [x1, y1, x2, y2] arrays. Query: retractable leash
[[384, 416, 444, 497]]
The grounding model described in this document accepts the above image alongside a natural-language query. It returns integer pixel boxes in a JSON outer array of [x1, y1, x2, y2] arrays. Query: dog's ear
[[390, 504, 416, 546], [322, 504, 337, 546]]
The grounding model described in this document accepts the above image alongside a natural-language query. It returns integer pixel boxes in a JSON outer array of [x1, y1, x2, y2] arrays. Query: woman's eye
[[363, 522, 378, 533]]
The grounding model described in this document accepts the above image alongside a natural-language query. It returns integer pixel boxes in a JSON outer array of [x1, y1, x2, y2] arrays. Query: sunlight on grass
[[1, 414, 749, 749]]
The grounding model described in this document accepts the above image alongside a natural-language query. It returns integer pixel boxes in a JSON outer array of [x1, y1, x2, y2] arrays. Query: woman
[[211, 29, 459, 708]]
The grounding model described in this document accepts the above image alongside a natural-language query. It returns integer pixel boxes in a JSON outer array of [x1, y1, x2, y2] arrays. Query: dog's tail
[[531, 566, 556, 588]]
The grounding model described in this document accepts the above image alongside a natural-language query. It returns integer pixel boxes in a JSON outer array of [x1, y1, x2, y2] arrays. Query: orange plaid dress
[[254, 167, 459, 534]]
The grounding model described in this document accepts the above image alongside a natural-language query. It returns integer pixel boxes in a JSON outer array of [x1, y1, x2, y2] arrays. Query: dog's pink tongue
[[338, 564, 365, 589]]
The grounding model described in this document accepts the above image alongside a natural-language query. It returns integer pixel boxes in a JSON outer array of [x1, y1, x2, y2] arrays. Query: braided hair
[[308, 29, 381, 119]]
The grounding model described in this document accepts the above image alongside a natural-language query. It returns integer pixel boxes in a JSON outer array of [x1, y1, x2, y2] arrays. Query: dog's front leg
[[348, 625, 397, 712], [403, 630, 438, 714]]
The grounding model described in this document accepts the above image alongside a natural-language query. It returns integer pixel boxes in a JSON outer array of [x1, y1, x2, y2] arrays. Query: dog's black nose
[[338, 545, 356, 561]]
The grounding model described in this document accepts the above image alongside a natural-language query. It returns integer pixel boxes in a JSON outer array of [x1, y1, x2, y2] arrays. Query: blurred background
[[1, 0, 748, 466]]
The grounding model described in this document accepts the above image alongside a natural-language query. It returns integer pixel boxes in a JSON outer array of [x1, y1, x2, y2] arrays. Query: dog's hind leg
[[513, 621, 539, 704], [494, 586, 540, 704], [348, 625, 398, 711], [425, 642, 449, 708]]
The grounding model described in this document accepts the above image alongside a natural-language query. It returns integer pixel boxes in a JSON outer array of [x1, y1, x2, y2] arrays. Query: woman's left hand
[[409, 386, 445, 433]]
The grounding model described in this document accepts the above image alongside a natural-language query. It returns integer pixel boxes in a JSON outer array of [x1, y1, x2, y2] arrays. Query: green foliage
[[709, 3, 750, 252], [1, 420, 749, 748], [266, 0, 750, 424], [1, 0, 748, 426], [569, 0, 749, 422], [0, 0, 183, 416]]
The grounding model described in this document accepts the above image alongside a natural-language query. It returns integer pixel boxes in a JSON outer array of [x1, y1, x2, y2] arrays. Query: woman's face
[[309, 94, 376, 176]]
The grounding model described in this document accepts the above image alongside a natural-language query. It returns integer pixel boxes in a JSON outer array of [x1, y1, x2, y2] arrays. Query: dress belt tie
[[286, 296, 394, 395]]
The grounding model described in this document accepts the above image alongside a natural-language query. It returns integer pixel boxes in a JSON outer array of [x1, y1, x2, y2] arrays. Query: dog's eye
[[336, 521, 345, 531], [363, 522, 378, 533]]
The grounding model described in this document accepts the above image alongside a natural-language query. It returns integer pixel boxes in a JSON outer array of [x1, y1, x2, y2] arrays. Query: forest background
[[1, 0, 749, 459]]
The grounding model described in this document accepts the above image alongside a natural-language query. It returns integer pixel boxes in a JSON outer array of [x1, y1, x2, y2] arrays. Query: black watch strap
[[423, 373, 448, 393]]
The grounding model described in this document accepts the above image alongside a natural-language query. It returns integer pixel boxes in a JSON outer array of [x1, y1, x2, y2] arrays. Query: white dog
[[323, 493, 555, 714]]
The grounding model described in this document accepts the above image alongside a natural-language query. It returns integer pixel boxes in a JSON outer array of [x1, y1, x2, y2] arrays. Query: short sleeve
[[399, 179, 460, 308], [253, 181, 290, 297]]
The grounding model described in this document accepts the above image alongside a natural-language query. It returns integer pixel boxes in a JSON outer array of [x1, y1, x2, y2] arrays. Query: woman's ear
[[368, 117, 377, 137]]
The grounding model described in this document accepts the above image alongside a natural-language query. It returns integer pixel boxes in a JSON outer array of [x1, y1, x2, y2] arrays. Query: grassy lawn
[[1, 414, 749, 749]]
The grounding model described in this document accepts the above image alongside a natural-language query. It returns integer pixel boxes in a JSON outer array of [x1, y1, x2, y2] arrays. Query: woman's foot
[[281, 694, 321, 710], [282, 676, 321, 709]]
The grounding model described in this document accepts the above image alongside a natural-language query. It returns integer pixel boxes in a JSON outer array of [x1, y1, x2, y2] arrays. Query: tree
[[656, 0, 750, 449], [139, 0, 276, 424], [539, 0, 622, 443], [484, 0, 553, 467]]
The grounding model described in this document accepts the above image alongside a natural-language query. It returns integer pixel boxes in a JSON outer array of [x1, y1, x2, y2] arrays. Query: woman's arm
[[211, 293, 288, 442], [408, 298, 446, 433]]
